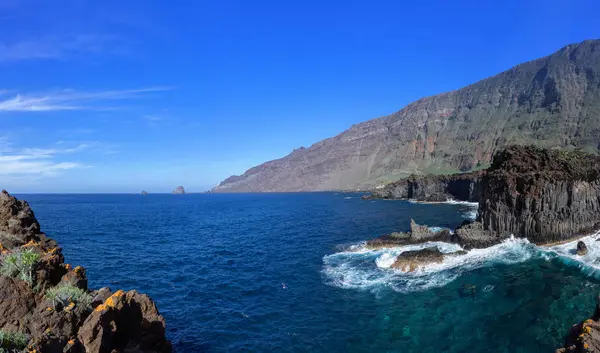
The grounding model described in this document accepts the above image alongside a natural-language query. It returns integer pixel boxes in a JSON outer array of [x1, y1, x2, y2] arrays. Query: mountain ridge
[[213, 39, 600, 192]]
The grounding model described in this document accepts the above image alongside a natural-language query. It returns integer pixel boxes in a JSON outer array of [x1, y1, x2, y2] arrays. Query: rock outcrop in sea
[[0, 190, 171, 353], [172, 186, 186, 194]]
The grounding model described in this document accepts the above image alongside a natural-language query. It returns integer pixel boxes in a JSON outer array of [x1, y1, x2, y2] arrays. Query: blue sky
[[1, 0, 599, 193]]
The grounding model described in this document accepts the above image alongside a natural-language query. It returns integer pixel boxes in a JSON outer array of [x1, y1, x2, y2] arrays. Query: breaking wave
[[322, 237, 535, 293]]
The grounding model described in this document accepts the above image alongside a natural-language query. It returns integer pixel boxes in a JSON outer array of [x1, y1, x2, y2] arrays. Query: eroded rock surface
[[479, 146, 600, 244], [0, 190, 171, 353], [391, 247, 444, 272], [366, 219, 452, 249], [367, 171, 482, 202]]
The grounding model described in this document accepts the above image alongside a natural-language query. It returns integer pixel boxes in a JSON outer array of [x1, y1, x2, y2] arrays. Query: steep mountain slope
[[213, 39, 600, 192]]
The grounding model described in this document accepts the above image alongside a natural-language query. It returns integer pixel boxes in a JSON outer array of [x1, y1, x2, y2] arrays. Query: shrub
[[46, 284, 92, 310], [0, 248, 40, 285], [0, 330, 29, 352]]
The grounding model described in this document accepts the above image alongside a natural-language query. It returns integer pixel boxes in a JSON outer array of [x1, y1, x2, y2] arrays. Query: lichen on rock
[[0, 190, 171, 353]]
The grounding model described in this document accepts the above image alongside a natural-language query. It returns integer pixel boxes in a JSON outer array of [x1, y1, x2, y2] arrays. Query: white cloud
[[0, 137, 86, 177], [0, 87, 171, 112]]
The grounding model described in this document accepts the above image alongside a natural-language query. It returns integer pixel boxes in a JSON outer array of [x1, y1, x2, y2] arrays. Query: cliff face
[[0, 190, 171, 353], [368, 171, 482, 202], [477, 146, 600, 244], [366, 146, 600, 248], [214, 39, 600, 192]]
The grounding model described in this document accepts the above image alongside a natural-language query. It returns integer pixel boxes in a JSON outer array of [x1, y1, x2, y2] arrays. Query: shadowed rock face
[[368, 146, 600, 249], [0, 190, 171, 353], [214, 39, 600, 192], [478, 146, 600, 244], [366, 171, 482, 202]]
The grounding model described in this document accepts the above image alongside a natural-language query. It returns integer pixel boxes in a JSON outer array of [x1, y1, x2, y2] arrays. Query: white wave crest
[[322, 237, 534, 293], [541, 232, 600, 278]]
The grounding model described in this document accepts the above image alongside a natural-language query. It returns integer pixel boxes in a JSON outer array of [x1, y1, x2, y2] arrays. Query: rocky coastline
[[363, 171, 482, 202], [366, 145, 600, 248], [0, 190, 171, 353], [364, 145, 600, 350]]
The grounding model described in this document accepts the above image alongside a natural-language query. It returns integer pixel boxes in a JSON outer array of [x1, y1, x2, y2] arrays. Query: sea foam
[[322, 236, 534, 294]]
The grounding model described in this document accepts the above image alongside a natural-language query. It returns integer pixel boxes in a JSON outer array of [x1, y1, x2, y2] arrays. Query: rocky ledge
[[364, 171, 483, 202], [0, 190, 171, 353], [366, 219, 452, 249], [390, 246, 466, 272]]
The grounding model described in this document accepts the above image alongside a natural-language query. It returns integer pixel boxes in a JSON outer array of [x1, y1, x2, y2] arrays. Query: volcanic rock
[[0, 191, 171, 352], [577, 241, 589, 256], [391, 247, 444, 272], [479, 146, 600, 244]]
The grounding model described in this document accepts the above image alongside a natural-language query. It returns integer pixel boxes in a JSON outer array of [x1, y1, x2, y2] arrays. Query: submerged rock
[[0, 190, 171, 352], [577, 241, 589, 256], [391, 247, 444, 272]]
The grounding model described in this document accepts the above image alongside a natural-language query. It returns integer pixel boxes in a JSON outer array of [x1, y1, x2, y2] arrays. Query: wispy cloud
[[0, 137, 87, 177], [0, 34, 127, 62], [0, 87, 171, 112]]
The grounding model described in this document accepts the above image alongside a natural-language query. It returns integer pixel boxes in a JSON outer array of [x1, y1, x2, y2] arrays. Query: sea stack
[[172, 186, 186, 194], [0, 190, 171, 352]]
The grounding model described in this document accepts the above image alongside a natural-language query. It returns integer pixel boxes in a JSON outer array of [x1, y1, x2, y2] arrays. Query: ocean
[[20, 193, 600, 352]]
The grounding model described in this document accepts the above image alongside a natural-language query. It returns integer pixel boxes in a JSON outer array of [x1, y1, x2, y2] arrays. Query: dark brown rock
[[78, 290, 171, 353], [0, 276, 36, 331], [577, 241, 589, 256], [366, 219, 452, 249], [0, 189, 42, 249], [0, 191, 171, 353], [59, 266, 88, 290], [391, 247, 444, 272]]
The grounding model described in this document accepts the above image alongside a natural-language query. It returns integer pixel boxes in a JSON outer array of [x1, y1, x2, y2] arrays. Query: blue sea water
[[18, 193, 600, 352]]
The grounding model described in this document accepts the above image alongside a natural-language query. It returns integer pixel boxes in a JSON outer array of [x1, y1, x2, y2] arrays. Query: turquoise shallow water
[[19, 193, 600, 352]]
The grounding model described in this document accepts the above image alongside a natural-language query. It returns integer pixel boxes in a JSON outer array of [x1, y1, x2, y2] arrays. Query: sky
[[1, 0, 599, 193]]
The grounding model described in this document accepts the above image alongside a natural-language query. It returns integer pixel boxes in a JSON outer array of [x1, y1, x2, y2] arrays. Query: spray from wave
[[540, 232, 600, 279], [322, 237, 535, 294]]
